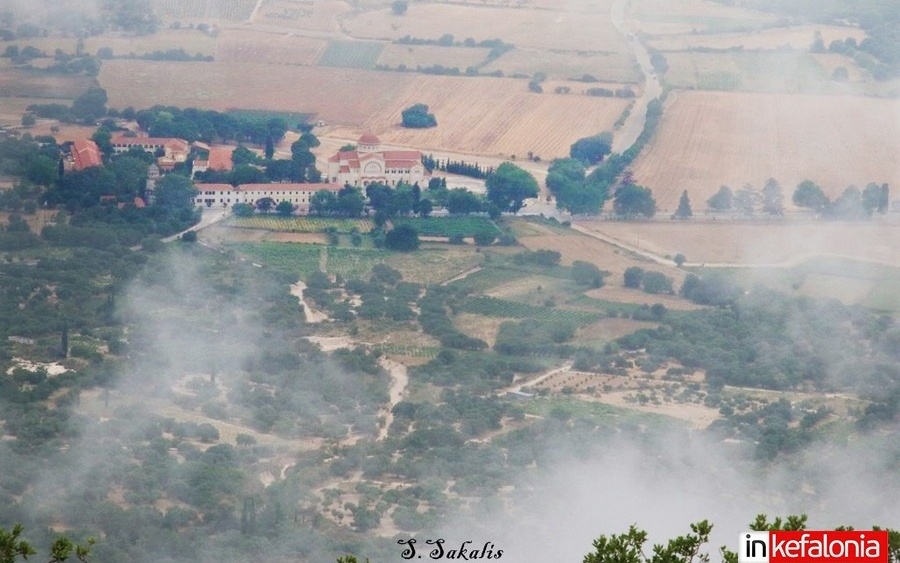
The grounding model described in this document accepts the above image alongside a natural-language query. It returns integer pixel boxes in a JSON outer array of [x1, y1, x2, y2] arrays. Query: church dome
[[358, 133, 381, 145]]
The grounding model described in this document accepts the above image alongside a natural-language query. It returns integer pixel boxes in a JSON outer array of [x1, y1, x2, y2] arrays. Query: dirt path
[[441, 266, 482, 285], [290, 280, 330, 323], [319, 246, 328, 272], [516, 363, 572, 393], [377, 357, 409, 441]]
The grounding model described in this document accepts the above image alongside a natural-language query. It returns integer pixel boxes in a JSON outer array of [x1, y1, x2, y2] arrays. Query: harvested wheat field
[[215, 29, 328, 65], [342, 3, 630, 54], [483, 48, 640, 83], [329, 74, 630, 158], [376, 44, 491, 71], [576, 220, 900, 267], [630, 90, 900, 211], [100, 60, 414, 124]]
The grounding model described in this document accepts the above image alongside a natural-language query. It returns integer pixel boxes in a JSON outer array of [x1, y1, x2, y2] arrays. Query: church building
[[326, 133, 428, 187]]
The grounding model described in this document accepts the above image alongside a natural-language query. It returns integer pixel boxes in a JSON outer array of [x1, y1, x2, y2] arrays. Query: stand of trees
[[401, 104, 437, 128], [546, 158, 609, 214], [485, 162, 538, 214], [421, 155, 494, 179]]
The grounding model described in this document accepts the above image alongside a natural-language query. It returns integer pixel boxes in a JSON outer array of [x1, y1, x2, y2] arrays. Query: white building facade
[[326, 133, 428, 187]]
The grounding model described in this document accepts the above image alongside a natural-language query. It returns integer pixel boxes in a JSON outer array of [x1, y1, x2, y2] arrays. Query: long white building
[[194, 182, 343, 213]]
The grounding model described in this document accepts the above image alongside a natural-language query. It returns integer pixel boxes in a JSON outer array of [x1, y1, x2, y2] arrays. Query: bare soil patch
[[216, 29, 328, 65], [585, 285, 702, 310], [518, 231, 684, 283], [453, 313, 507, 347], [266, 232, 328, 244], [630, 90, 900, 212]]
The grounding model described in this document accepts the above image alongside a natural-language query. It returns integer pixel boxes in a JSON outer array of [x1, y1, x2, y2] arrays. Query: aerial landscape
[[0, 0, 899, 562]]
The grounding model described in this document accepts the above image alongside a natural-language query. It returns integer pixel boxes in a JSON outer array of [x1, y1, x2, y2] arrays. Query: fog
[[3, 0, 899, 561]]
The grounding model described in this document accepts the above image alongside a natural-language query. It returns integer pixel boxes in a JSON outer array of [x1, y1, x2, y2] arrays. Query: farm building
[[67, 139, 103, 172], [194, 182, 343, 213], [111, 135, 190, 170], [326, 133, 428, 187], [192, 145, 235, 178]]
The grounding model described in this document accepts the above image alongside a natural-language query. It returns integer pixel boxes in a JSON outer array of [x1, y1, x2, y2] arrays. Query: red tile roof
[[71, 139, 102, 171], [358, 133, 380, 145], [208, 146, 234, 171]]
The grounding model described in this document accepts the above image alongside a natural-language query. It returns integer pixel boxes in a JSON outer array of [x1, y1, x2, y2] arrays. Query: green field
[[461, 296, 603, 325], [394, 216, 501, 238], [325, 247, 391, 279], [318, 40, 385, 69], [448, 267, 525, 293], [151, 0, 257, 20], [227, 216, 375, 233], [228, 242, 322, 278]]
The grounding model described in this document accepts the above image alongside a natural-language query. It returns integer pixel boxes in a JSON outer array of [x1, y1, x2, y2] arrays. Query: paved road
[[162, 207, 229, 243], [610, 0, 663, 154]]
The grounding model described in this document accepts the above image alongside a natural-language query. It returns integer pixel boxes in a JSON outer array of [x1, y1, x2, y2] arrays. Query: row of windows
[[200, 191, 322, 197], [195, 197, 312, 204]]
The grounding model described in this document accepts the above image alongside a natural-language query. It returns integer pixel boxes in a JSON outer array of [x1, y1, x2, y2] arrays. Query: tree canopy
[[613, 183, 656, 218], [485, 162, 539, 214], [401, 104, 437, 128], [546, 158, 609, 214], [570, 132, 613, 165]]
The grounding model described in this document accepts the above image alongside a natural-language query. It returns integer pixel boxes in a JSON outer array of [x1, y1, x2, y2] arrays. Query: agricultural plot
[[518, 231, 671, 284], [483, 49, 640, 83], [648, 24, 866, 52], [150, 0, 257, 21], [448, 267, 526, 293], [461, 296, 603, 325], [0, 66, 93, 100], [630, 0, 776, 34], [331, 74, 630, 159], [253, 0, 349, 34], [85, 29, 217, 58], [342, 3, 632, 54], [663, 51, 831, 93], [228, 242, 323, 278], [629, 90, 900, 211], [384, 248, 483, 285], [377, 44, 491, 71], [216, 30, 327, 66], [99, 61, 415, 124], [393, 217, 500, 238], [573, 317, 660, 348], [576, 221, 900, 268], [317, 41, 385, 70], [227, 216, 374, 233], [325, 247, 391, 279]]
